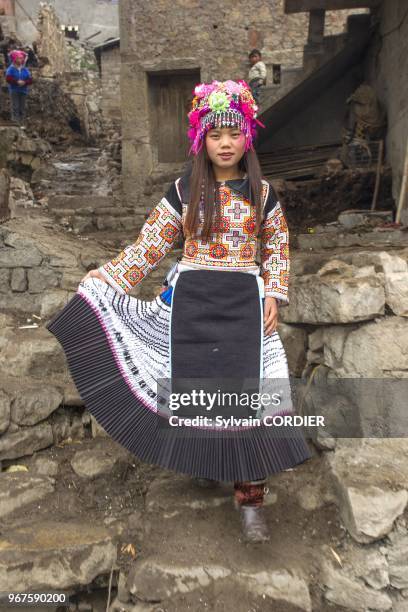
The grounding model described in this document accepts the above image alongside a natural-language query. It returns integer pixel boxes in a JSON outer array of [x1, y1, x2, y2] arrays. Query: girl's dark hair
[[184, 146, 264, 241]]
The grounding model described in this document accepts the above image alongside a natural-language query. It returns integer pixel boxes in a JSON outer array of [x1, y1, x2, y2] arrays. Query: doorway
[[148, 69, 200, 163]]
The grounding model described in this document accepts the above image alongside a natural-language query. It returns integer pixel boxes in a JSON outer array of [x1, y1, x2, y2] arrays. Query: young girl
[[47, 80, 312, 543], [5, 49, 32, 125]]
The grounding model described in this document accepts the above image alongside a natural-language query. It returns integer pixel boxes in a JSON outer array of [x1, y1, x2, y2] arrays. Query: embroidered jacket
[[98, 176, 290, 303]]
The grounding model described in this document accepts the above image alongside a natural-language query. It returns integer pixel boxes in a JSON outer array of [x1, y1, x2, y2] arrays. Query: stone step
[[295, 228, 408, 250], [111, 462, 342, 612], [0, 519, 117, 592], [115, 560, 313, 612], [48, 195, 115, 211]]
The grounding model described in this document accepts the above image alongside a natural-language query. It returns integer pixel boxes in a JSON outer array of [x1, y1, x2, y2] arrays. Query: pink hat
[[187, 79, 265, 155], [9, 50, 27, 63]]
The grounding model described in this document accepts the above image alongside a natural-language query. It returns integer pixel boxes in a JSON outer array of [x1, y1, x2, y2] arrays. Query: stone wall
[[33, 5, 108, 142], [100, 45, 121, 126], [0, 127, 51, 182], [14, 0, 119, 45], [36, 3, 70, 77], [65, 43, 104, 141], [120, 0, 369, 211], [0, 214, 176, 463], [365, 0, 408, 224]]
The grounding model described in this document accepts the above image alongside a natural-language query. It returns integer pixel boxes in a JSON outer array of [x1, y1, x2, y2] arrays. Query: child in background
[[6, 50, 32, 126], [248, 49, 267, 104]]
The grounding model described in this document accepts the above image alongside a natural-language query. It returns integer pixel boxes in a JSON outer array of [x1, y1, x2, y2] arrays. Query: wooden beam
[[285, 0, 381, 13]]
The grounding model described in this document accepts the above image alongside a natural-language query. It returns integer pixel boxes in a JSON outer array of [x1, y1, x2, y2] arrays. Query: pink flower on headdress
[[188, 108, 201, 127], [237, 79, 251, 91], [224, 80, 242, 95], [194, 82, 216, 98]]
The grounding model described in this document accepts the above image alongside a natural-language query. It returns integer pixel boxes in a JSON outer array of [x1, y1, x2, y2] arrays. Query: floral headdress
[[187, 79, 265, 155]]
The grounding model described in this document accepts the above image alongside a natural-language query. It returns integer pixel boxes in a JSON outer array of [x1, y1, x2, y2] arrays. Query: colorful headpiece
[[187, 79, 265, 155], [9, 50, 27, 64]]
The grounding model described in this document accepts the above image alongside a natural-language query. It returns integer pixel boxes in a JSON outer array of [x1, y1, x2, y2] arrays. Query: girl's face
[[14, 57, 23, 66], [205, 126, 246, 170]]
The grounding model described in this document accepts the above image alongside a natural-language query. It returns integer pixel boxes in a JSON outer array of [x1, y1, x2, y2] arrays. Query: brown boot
[[234, 480, 270, 543]]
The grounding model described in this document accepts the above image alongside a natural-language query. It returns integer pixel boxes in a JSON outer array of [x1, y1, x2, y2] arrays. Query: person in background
[[6, 49, 32, 126], [248, 49, 267, 104], [24, 45, 38, 68]]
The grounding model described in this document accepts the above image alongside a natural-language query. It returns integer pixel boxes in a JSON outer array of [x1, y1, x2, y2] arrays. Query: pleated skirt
[[46, 269, 312, 482]]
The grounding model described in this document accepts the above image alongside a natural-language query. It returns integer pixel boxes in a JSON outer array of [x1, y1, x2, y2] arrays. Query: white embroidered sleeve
[[260, 200, 290, 303], [97, 190, 182, 295]]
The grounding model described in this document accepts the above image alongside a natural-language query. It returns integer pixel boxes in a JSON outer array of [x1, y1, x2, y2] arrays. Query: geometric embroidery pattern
[[181, 181, 270, 270], [99, 197, 182, 294], [99, 180, 290, 303], [260, 201, 290, 302]]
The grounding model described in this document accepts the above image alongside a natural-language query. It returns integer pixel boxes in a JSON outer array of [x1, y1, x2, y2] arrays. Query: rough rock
[[10, 268, 27, 292], [343, 486, 408, 543], [0, 167, 10, 222], [0, 521, 117, 591], [236, 569, 312, 611], [0, 245, 43, 268], [322, 316, 408, 377], [341, 316, 408, 377], [31, 455, 59, 477], [0, 268, 10, 293], [0, 327, 67, 379], [308, 328, 324, 352], [70, 448, 118, 479], [0, 472, 55, 518], [280, 266, 385, 324], [51, 408, 85, 444], [126, 560, 311, 611], [40, 289, 73, 318], [0, 389, 11, 434], [127, 560, 231, 601], [313, 430, 337, 451], [352, 251, 408, 317], [387, 536, 408, 589], [277, 323, 307, 376], [296, 483, 334, 511], [91, 415, 110, 438], [27, 267, 61, 293], [322, 560, 392, 610], [327, 440, 408, 543], [334, 542, 390, 590], [10, 386, 63, 426], [0, 422, 54, 460]]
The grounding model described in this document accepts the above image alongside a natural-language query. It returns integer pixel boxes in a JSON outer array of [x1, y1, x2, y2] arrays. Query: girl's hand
[[264, 296, 278, 335], [80, 269, 115, 288]]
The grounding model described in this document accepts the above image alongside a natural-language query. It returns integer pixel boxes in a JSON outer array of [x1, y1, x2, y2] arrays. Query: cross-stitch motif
[[98, 197, 182, 294], [181, 182, 268, 270], [99, 180, 290, 303], [260, 201, 290, 302]]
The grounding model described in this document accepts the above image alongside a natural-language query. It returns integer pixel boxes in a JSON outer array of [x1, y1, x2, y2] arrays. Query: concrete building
[[0, 0, 119, 44]]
